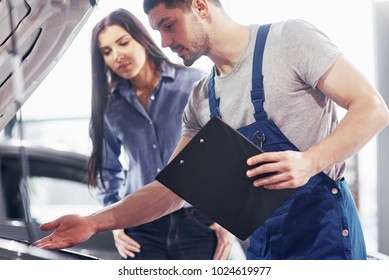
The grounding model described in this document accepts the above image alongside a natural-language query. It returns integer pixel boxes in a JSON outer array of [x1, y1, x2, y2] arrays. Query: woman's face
[[98, 24, 147, 79]]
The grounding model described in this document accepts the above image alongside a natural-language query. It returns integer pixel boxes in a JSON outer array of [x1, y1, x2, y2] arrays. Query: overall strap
[[208, 66, 221, 118], [208, 24, 271, 120], [251, 23, 271, 121]]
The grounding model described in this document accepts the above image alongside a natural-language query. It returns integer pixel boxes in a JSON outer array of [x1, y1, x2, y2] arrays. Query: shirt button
[[157, 168, 161, 172], [342, 229, 349, 237], [150, 95, 155, 100], [331, 188, 338, 195], [152, 144, 157, 149], [149, 121, 153, 125]]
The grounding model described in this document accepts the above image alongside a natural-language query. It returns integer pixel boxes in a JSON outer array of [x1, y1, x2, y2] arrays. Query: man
[[34, 0, 389, 259]]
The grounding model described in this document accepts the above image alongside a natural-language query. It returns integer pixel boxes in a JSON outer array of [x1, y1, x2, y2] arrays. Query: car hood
[[0, 0, 96, 131]]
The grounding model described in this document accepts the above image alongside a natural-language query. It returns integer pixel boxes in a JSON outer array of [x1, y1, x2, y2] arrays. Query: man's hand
[[32, 214, 96, 250], [209, 223, 234, 260], [112, 229, 141, 259], [246, 150, 315, 189]]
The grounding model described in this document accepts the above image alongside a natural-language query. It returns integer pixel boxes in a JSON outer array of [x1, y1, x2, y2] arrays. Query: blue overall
[[208, 24, 367, 259]]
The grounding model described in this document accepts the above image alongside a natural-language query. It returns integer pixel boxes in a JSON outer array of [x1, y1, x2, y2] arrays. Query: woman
[[87, 8, 232, 260]]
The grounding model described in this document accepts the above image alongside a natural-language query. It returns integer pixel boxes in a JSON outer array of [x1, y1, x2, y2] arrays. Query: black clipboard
[[156, 117, 296, 240]]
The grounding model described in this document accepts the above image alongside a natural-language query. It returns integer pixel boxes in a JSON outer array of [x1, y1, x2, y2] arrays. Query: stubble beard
[[181, 16, 210, 66]]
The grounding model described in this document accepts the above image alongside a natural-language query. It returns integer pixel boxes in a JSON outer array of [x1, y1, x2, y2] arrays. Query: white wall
[[23, 0, 377, 120]]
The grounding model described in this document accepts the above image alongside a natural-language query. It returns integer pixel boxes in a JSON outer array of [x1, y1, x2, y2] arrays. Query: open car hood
[[0, 0, 96, 131]]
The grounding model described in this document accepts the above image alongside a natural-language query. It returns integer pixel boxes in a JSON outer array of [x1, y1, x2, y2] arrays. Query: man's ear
[[192, 0, 209, 18]]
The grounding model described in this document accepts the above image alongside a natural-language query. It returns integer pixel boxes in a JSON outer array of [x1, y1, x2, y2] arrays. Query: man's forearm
[[305, 93, 389, 176], [89, 180, 184, 234]]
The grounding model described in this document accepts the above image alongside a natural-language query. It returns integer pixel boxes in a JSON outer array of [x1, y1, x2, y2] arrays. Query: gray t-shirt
[[182, 19, 344, 180]]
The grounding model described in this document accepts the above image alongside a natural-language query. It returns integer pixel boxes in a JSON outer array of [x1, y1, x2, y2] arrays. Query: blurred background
[[1, 0, 388, 257]]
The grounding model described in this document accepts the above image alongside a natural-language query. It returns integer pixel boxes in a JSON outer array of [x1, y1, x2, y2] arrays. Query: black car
[[0, 142, 120, 259]]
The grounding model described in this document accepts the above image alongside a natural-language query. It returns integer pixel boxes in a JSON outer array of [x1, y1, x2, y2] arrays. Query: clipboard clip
[[254, 131, 266, 148]]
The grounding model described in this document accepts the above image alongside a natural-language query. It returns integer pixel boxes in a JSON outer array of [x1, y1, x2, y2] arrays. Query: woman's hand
[[112, 229, 141, 259], [210, 223, 235, 260]]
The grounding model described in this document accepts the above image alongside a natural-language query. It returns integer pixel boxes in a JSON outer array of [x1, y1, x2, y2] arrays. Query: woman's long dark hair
[[88, 8, 173, 189]]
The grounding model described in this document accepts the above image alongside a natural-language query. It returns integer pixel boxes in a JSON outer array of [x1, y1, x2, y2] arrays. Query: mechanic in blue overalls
[[206, 23, 367, 259]]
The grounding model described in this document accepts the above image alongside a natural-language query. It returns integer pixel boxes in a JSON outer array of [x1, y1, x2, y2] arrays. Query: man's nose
[[160, 34, 173, 48]]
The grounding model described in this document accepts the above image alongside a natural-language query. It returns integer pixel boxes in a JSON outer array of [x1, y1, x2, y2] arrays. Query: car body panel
[[0, 236, 100, 260], [0, 0, 95, 130]]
